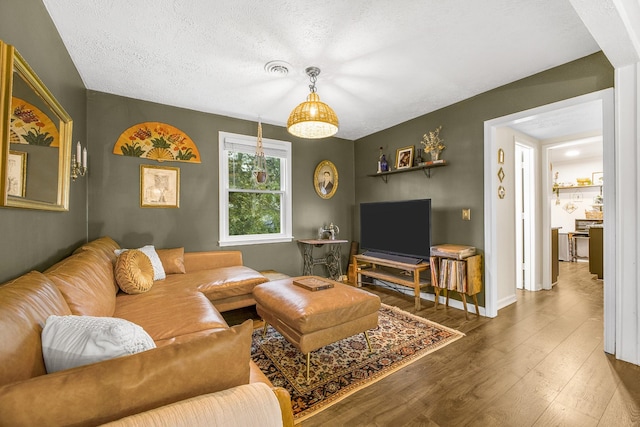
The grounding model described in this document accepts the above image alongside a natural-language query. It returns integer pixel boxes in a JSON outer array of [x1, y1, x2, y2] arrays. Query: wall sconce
[[71, 141, 87, 181]]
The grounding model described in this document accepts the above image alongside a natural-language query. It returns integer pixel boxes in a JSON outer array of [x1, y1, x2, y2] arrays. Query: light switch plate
[[462, 208, 471, 221]]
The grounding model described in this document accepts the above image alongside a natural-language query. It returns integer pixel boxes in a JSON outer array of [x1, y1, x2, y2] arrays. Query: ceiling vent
[[264, 60, 290, 76]]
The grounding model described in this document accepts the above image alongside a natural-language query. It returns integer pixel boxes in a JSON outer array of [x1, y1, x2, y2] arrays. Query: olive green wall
[[0, 1, 613, 292], [354, 52, 613, 305], [87, 91, 354, 276], [0, 0, 87, 283]]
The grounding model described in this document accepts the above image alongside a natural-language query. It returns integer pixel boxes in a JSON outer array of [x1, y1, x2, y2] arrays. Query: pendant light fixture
[[287, 66, 339, 139]]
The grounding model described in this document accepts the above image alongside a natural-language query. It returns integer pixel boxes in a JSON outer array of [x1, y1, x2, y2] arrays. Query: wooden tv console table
[[352, 254, 430, 310]]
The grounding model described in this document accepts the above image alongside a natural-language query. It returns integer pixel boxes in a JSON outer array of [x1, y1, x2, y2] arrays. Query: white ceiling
[[509, 101, 603, 141], [547, 137, 603, 163], [42, 0, 602, 141], [508, 99, 604, 163]]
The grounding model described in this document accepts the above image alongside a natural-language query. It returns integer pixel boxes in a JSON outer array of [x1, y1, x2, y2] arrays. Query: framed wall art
[[395, 146, 414, 170], [314, 160, 338, 199], [7, 150, 27, 198], [571, 190, 583, 203], [592, 172, 603, 186], [140, 164, 180, 208]]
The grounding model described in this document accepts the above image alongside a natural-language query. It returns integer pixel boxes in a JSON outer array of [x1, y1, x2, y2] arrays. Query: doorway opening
[[483, 88, 614, 355]]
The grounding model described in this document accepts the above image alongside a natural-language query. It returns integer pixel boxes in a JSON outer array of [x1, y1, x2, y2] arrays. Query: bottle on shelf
[[415, 148, 423, 166], [380, 154, 388, 172]]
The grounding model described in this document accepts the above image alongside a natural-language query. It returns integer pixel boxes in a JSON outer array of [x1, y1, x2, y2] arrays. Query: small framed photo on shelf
[[395, 146, 414, 170], [140, 164, 180, 208], [7, 150, 27, 198], [592, 172, 603, 186]]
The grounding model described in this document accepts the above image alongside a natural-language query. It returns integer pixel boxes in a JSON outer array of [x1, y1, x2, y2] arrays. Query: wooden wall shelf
[[555, 184, 602, 191], [368, 161, 448, 182]]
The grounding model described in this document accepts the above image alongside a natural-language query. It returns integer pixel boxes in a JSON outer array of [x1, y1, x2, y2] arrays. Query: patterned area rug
[[251, 303, 465, 422]]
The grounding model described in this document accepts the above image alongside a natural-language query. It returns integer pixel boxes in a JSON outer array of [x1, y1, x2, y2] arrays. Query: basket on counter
[[585, 210, 603, 220]]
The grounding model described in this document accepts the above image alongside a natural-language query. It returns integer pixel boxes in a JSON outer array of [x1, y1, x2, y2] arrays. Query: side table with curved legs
[[298, 239, 349, 280]]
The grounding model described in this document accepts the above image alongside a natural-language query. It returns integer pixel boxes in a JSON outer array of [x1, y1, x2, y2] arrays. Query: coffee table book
[[293, 277, 335, 291]]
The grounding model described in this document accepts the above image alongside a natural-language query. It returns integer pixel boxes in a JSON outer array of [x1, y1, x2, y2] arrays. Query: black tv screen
[[360, 199, 432, 262]]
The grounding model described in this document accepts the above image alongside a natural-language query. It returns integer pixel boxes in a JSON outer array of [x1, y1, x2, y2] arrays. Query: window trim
[[218, 131, 293, 247]]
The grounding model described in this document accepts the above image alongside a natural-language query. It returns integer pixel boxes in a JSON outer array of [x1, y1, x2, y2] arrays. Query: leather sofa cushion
[[153, 328, 229, 347], [0, 321, 253, 427], [183, 251, 244, 271], [115, 249, 155, 294], [73, 236, 121, 265], [161, 266, 268, 301], [0, 271, 71, 386], [114, 287, 228, 342], [157, 247, 186, 274], [45, 249, 118, 317]]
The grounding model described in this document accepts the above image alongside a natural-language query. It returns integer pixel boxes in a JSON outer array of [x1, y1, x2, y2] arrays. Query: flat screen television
[[359, 199, 432, 263]]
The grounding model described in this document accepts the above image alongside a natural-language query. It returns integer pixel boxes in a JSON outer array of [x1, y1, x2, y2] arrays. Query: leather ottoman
[[253, 276, 381, 382]]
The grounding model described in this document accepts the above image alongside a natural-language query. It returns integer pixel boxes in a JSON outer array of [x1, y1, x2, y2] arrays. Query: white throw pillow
[[115, 245, 166, 281], [41, 315, 156, 374]]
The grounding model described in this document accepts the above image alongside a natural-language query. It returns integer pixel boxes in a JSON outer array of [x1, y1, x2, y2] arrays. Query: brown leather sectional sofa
[[0, 236, 294, 426]]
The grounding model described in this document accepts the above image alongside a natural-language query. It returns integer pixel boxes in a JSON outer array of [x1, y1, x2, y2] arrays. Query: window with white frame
[[218, 131, 292, 246]]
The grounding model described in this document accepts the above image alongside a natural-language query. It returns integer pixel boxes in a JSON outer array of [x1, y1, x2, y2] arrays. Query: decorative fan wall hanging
[[10, 97, 59, 147], [113, 122, 200, 163]]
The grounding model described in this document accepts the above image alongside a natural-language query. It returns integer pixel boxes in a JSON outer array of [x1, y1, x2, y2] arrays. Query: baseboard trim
[[371, 279, 486, 316], [497, 294, 517, 310]]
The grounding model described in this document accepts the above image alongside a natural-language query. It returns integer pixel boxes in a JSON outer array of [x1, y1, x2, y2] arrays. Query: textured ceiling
[[509, 100, 603, 140], [507, 99, 603, 163], [42, 0, 601, 140]]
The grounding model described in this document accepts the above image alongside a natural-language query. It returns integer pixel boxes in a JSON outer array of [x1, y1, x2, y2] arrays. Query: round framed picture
[[314, 160, 338, 199]]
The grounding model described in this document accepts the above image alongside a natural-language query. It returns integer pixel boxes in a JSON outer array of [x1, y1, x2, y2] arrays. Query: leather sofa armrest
[[250, 359, 273, 385], [0, 320, 253, 427], [183, 251, 244, 272], [273, 386, 295, 427]]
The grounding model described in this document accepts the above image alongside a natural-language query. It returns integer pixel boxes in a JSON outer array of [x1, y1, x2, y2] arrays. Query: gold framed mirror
[[0, 40, 72, 211]]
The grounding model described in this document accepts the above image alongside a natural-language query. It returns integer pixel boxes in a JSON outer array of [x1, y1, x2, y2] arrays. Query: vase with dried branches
[[420, 126, 446, 161]]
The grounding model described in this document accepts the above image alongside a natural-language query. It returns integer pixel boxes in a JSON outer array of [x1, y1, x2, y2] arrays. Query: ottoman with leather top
[[253, 276, 381, 383]]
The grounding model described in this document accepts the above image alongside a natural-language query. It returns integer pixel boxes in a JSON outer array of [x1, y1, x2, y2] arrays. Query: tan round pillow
[[115, 249, 154, 294]]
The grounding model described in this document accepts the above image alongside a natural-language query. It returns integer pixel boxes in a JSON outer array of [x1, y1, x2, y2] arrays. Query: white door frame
[[515, 143, 535, 291], [483, 88, 615, 352]]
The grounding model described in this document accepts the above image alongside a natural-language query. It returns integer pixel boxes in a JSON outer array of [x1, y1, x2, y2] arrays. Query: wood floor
[[299, 262, 640, 426]]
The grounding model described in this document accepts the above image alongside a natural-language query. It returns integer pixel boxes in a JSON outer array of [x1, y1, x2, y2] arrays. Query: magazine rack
[[429, 244, 483, 319]]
